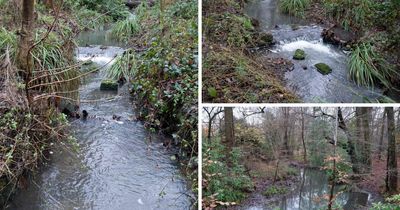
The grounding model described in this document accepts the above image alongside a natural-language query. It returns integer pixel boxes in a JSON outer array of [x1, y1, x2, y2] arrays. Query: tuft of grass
[[263, 185, 288, 197], [280, 0, 310, 17], [111, 15, 140, 42], [348, 42, 396, 88], [0, 27, 17, 58], [107, 50, 136, 81]]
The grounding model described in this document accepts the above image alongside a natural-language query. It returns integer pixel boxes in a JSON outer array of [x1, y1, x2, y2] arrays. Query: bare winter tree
[[203, 107, 223, 142]]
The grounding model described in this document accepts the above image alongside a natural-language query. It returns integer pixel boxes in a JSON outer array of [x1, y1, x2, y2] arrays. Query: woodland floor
[[358, 155, 400, 194]]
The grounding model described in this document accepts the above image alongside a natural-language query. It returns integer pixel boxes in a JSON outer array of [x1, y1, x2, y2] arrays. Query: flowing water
[[241, 168, 381, 210], [8, 29, 193, 210], [245, 0, 384, 103]]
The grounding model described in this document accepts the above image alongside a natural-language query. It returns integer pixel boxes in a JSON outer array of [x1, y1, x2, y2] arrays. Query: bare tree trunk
[[301, 107, 307, 163], [361, 107, 372, 172], [273, 159, 279, 183], [224, 107, 235, 156], [385, 107, 397, 194], [282, 107, 292, 156], [378, 111, 386, 160], [328, 108, 339, 210], [17, 0, 35, 104]]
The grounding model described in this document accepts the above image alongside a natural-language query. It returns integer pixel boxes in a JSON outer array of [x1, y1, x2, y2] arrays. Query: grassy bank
[[202, 0, 298, 103]]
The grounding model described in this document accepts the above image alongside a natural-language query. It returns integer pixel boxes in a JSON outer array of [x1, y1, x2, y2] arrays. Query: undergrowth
[[372, 194, 400, 210], [263, 185, 288, 197], [202, 138, 253, 208]]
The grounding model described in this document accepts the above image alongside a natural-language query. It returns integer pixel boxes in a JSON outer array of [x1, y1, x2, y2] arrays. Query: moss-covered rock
[[293, 49, 305, 60], [256, 32, 274, 46], [315, 63, 332, 75], [100, 79, 118, 91], [82, 60, 94, 66]]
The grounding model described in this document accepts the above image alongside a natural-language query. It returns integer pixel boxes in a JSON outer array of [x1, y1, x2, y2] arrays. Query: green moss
[[315, 63, 332, 75], [100, 79, 118, 91], [293, 49, 306, 60], [263, 185, 288, 197]]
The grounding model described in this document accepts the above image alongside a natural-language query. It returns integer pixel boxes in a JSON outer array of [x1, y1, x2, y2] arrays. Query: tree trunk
[[301, 107, 307, 163], [282, 107, 292, 156], [328, 108, 339, 210], [17, 0, 35, 103], [224, 107, 235, 156], [338, 107, 360, 174], [207, 118, 212, 142], [385, 107, 397, 194], [361, 107, 372, 172], [378, 111, 386, 160]]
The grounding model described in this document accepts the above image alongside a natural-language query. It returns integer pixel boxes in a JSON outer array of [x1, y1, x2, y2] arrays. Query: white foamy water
[[76, 45, 125, 66], [279, 40, 339, 57]]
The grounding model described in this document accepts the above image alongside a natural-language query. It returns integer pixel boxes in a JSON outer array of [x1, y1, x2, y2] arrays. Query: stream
[[8, 28, 193, 210], [241, 168, 382, 210], [245, 0, 385, 103]]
